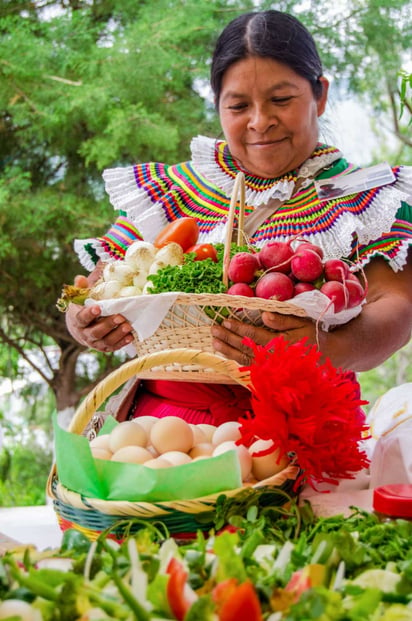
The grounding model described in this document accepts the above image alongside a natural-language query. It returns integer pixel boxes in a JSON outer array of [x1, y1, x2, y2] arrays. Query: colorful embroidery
[[74, 138, 412, 272]]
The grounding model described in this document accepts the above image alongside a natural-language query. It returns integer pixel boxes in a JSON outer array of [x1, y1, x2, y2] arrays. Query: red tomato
[[166, 557, 197, 620], [186, 243, 218, 262], [212, 578, 239, 608], [154, 217, 199, 251], [213, 579, 263, 621]]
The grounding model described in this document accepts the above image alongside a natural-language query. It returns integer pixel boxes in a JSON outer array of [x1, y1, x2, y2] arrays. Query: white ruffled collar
[[190, 135, 343, 207]]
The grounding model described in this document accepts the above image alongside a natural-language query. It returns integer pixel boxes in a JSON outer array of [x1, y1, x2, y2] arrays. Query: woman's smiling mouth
[[248, 138, 287, 147]]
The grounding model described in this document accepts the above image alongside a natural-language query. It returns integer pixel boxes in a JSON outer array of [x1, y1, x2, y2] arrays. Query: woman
[[67, 10, 412, 423]]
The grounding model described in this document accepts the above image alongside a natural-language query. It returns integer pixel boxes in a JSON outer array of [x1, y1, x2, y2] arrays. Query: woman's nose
[[248, 106, 277, 132]]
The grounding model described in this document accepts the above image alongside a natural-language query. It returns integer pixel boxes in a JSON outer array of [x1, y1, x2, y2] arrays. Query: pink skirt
[[131, 379, 251, 425]]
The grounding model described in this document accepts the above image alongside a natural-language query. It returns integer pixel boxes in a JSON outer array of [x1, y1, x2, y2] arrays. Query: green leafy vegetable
[[1, 499, 412, 619]]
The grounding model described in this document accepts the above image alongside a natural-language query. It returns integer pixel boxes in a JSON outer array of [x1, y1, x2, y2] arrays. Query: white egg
[[190, 424, 208, 445], [197, 423, 217, 442], [111, 445, 153, 464], [144, 457, 172, 469], [109, 421, 147, 453], [249, 438, 289, 481], [161, 451, 192, 466], [189, 443, 214, 459], [213, 440, 252, 481], [91, 447, 112, 461], [150, 417, 193, 454], [133, 415, 158, 433], [89, 434, 111, 450], [212, 421, 241, 446], [147, 445, 160, 457]]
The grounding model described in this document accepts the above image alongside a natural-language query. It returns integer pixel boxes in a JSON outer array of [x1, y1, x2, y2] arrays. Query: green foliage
[[0, 418, 53, 506], [358, 342, 412, 408], [0, 442, 52, 506], [398, 70, 411, 125]]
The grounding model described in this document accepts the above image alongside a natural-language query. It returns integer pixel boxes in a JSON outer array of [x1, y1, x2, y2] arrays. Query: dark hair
[[211, 10, 324, 107]]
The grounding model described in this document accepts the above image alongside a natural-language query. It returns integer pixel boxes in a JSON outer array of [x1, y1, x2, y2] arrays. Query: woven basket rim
[[50, 463, 301, 516], [169, 292, 308, 316]]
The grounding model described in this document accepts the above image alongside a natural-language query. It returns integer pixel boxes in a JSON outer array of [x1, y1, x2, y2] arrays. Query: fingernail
[[222, 320, 231, 329], [113, 316, 123, 325]]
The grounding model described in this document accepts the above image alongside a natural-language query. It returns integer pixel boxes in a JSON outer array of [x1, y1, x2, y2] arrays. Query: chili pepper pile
[[1, 498, 412, 620]]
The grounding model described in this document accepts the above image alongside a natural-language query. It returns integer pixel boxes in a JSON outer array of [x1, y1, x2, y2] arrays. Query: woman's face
[[218, 56, 329, 179]]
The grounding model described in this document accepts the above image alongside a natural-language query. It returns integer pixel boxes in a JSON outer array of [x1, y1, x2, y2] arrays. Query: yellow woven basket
[[47, 348, 300, 541], [129, 172, 306, 377]]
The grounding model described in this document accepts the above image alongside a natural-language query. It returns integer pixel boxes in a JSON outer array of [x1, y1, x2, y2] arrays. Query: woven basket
[[129, 172, 307, 376], [47, 348, 301, 541]]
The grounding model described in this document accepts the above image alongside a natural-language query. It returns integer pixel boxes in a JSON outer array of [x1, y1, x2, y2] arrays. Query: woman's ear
[[317, 76, 329, 116]]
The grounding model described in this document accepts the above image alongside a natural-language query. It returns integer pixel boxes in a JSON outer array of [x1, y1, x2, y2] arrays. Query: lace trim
[[102, 166, 168, 241], [191, 135, 343, 206], [82, 149, 412, 271]]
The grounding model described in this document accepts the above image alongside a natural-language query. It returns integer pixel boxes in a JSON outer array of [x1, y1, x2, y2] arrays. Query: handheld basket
[[127, 172, 307, 374], [47, 348, 301, 541]]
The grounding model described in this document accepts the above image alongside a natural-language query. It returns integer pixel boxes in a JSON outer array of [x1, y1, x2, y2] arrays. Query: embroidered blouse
[[75, 135, 412, 272]]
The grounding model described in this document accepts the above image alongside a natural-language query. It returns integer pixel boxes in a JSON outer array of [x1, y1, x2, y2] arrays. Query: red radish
[[344, 279, 366, 308], [346, 270, 367, 291], [294, 282, 316, 295], [320, 281, 347, 312], [258, 241, 294, 274], [255, 272, 294, 301], [228, 252, 260, 284], [227, 283, 255, 297], [323, 259, 350, 283], [345, 272, 360, 282], [295, 241, 324, 259], [291, 249, 324, 282]]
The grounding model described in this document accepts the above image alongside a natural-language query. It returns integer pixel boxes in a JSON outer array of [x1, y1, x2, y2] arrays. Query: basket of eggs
[[57, 173, 367, 381], [47, 341, 369, 542]]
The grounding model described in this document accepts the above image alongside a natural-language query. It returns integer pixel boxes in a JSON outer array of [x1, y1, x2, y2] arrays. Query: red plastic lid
[[373, 484, 412, 518]]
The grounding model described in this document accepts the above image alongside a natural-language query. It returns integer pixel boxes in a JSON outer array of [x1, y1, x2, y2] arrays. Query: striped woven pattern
[[51, 466, 300, 540]]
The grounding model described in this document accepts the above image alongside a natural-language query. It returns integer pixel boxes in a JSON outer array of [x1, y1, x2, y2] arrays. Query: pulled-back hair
[[211, 10, 324, 106]]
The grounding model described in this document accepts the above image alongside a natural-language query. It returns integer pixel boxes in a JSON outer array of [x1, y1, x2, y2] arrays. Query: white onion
[[154, 242, 184, 266], [89, 280, 122, 300], [132, 269, 149, 289], [102, 262, 135, 285], [119, 285, 142, 297], [0, 599, 42, 621], [124, 241, 157, 271]]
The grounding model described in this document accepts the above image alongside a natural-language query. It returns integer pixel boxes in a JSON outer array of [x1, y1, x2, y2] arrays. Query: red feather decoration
[[238, 336, 370, 488]]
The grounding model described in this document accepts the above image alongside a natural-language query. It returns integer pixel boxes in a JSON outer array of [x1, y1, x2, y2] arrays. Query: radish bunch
[[226, 241, 366, 313]]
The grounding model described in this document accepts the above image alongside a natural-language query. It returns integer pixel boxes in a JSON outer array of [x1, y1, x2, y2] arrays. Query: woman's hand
[[212, 254, 412, 371], [211, 314, 320, 365], [65, 265, 134, 352], [66, 303, 134, 352]]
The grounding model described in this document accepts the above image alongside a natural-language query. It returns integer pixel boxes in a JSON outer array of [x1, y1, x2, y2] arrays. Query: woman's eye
[[227, 103, 247, 111], [272, 97, 293, 105]]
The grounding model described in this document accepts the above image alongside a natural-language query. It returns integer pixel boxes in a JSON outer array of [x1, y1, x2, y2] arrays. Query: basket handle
[[222, 172, 246, 288], [69, 348, 250, 435]]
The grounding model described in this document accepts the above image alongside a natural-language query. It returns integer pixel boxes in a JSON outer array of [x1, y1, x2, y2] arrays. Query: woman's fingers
[[211, 319, 268, 364], [211, 314, 320, 364], [74, 274, 89, 288], [72, 305, 134, 351]]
